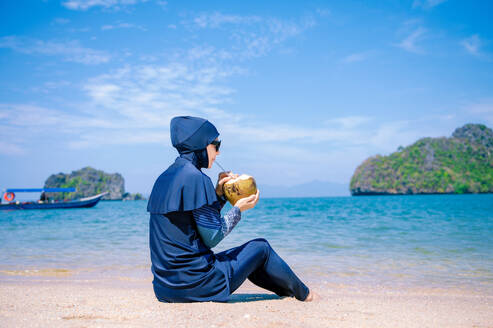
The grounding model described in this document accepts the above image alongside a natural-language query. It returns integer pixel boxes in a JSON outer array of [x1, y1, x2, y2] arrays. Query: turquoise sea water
[[1, 195, 492, 291]]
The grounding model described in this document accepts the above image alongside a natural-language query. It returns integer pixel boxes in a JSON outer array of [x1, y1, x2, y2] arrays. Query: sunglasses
[[211, 139, 221, 151]]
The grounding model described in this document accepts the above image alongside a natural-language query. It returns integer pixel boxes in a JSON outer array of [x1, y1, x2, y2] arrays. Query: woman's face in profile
[[206, 138, 220, 169]]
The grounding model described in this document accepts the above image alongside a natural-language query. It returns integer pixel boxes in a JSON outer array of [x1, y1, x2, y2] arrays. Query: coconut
[[223, 174, 257, 205]]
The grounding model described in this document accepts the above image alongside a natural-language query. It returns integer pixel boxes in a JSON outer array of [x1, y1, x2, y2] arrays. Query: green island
[[350, 123, 493, 195], [44, 166, 145, 201]]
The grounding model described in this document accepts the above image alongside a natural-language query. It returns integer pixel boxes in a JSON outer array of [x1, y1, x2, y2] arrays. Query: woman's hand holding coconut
[[234, 189, 260, 212], [215, 171, 259, 212], [215, 171, 238, 197]]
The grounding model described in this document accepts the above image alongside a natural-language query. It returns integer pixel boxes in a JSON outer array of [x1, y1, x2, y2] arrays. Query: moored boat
[[0, 188, 107, 210]]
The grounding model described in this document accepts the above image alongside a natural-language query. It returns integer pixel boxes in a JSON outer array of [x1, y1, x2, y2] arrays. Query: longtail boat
[[0, 188, 107, 210]]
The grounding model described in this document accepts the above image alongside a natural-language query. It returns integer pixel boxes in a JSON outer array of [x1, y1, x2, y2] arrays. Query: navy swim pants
[[215, 238, 309, 301]]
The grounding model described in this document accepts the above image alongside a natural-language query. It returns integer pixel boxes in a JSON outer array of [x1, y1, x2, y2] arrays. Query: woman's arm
[[193, 200, 241, 248]]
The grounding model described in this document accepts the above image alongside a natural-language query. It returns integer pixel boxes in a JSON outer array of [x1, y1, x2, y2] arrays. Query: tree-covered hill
[[350, 124, 493, 195], [44, 167, 144, 200]]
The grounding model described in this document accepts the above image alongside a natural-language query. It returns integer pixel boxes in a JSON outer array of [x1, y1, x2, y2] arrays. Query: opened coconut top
[[224, 174, 252, 184]]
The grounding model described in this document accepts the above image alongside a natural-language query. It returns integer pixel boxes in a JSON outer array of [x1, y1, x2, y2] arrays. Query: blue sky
[[0, 0, 492, 194]]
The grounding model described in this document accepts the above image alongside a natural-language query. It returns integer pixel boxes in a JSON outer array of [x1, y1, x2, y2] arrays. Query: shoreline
[[1, 263, 492, 295]]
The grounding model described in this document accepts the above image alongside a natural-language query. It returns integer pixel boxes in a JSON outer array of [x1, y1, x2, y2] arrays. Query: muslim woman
[[147, 116, 314, 302]]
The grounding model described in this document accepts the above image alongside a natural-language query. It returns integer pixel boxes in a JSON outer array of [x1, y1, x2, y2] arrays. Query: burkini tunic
[[147, 116, 230, 302]]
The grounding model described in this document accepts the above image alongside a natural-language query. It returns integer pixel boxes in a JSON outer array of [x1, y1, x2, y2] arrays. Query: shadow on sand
[[228, 293, 282, 303]]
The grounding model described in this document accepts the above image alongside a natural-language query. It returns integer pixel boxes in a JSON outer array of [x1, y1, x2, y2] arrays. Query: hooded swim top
[[147, 116, 220, 215], [147, 116, 232, 302]]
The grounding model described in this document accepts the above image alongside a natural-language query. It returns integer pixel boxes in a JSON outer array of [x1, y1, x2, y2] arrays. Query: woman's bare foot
[[304, 289, 319, 302]]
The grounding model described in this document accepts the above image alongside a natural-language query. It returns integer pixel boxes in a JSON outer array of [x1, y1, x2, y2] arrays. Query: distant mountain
[[259, 180, 349, 198], [350, 123, 493, 195], [44, 167, 144, 200]]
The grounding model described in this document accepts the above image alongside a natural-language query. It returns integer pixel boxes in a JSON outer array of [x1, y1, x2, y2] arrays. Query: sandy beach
[[1, 275, 492, 328]]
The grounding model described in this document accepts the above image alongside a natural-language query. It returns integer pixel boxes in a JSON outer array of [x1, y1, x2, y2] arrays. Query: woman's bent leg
[[215, 238, 309, 301]]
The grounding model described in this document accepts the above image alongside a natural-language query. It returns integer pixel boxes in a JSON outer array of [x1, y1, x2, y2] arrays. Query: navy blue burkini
[[148, 116, 309, 302]]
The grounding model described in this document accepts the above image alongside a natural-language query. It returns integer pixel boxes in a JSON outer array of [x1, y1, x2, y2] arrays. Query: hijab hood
[[147, 116, 219, 214], [171, 116, 219, 154]]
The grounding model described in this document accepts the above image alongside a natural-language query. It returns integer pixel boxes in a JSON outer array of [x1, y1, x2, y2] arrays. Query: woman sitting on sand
[[147, 116, 313, 302]]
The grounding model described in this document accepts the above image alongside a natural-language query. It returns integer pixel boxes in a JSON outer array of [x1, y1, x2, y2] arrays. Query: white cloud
[[0, 141, 25, 156], [0, 11, 447, 162], [0, 83, 461, 185], [186, 46, 216, 60], [215, 116, 454, 185], [52, 18, 70, 25], [412, 0, 447, 9], [325, 116, 372, 129], [185, 12, 316, 59], [315, 8, 331, 17], [68, 27, 91, 33], [0, 60, 414, 157], [461, 34, 482, 56], [0, 36, 110, 65], [0, 102, 135, 154], [0, 104, 74, 155], [31, 80, 72, 93], [101, 22, 146, 31], [0, 41, 447, 161], [191, 12, 262, 29], [67, 62, 240, 147], [396, 27, 426, 53], [62, 0, 143, 11], [341, 51, 374, 63], [61, 0, 168, 10], [0, 104, 78, 129], [189, 11, 315, 37], [3, 7, 475, 187], [466, 100, 493, 114], [268, 16, 315, 40]]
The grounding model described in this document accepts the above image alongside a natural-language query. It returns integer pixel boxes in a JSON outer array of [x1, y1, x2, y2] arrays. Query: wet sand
[[0, 277, 492, 328]]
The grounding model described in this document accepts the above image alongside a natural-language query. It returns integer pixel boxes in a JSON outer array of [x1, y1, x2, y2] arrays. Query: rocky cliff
[[44, 167, 144, 200], [350, 124, 493, 195]]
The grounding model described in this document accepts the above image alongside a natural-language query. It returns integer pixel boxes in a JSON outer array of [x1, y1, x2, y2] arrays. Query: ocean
[[1, 195, 492, 292]]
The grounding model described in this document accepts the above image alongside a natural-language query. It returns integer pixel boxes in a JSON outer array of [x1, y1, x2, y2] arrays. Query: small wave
[[0, 268, 73, 277], [413, 247, 434, 255]]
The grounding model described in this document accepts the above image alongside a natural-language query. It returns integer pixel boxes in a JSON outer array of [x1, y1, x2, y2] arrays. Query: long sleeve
[[193, 199, 242, 248]]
